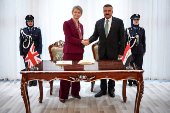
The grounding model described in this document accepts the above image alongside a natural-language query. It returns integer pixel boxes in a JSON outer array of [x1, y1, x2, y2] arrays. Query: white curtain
[[0, 0, 170, 80]]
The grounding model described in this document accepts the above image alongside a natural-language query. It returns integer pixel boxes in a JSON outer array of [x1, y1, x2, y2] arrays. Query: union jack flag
[[25, 43, 42, 68]]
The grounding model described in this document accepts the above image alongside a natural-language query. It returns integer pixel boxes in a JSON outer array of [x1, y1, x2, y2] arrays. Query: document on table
[[78, 59, 95, 65], [56, 61, 72, 66]]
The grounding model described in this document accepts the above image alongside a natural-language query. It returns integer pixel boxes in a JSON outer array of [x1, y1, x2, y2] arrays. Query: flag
[[25, 43, 42, 68], [122, 43, 133, 67]]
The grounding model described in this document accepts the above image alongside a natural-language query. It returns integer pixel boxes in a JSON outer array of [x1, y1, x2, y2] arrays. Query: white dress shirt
[[104, 16, 112, 34]]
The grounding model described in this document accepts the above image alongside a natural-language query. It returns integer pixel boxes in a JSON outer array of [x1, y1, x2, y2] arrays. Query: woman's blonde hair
[[72, 6, 83, 14]]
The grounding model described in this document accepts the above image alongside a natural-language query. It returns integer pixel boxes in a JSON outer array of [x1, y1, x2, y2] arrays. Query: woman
[[59, 6, 87, 103], [20, 15, 42, 86], [125, 14, 146, 86]]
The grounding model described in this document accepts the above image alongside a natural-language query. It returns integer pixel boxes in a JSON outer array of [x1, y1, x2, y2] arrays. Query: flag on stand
[[25, 43, 42, 68], [122, 43, 133, 67]]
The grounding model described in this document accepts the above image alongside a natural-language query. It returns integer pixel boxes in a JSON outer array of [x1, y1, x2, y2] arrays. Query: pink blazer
[[63, 18, 84, 54]]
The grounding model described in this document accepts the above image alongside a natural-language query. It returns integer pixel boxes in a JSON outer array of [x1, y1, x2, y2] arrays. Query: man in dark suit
[[85, 4, 124, 97]]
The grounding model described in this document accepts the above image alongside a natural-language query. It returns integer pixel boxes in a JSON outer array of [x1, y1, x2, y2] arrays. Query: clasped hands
[[81, 39, 90, 46]]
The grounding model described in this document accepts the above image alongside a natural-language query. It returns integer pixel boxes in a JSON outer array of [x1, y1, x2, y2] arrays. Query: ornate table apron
[[21, 70, 144, 113]]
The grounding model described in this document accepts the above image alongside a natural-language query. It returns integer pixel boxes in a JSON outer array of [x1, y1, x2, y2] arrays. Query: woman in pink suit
[[59, 6, 87, 103]]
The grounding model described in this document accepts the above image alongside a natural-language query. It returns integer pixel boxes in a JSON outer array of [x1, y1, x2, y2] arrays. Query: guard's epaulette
[[35, 27, 41, 31], [139, 27, 143, 29], [139, 27, 144, 30], [20, 27, 26, 31], [127, 27, 132, 30], [34, 27, 40, 29]]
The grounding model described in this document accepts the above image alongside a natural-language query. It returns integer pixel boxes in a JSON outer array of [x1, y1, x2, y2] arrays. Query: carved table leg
[[49, 80, 53, 95], [21, 74, 30, 113], [134, 74, 144, 113], [122, 80, 127, 102], [38, 80, 43, 103]]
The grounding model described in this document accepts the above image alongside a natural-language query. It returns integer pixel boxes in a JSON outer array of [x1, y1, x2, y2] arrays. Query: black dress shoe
[[59, 98, 65, 103], [29, 81, 33, 87], [129, 82, 132, 86], [94, 90, 107, 97], [32, 80, 37, 86], [133, 80, 137, 86], [108, 91, 115, 97], [72, 95, 81, 99]]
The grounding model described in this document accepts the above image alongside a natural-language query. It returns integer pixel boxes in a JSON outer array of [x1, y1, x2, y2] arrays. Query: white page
[[78, 59, 95, 65], [56, 61, 72, 65]]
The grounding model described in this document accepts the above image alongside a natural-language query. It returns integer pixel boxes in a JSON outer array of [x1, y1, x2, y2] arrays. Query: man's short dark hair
[[103, 4, 112, 8]]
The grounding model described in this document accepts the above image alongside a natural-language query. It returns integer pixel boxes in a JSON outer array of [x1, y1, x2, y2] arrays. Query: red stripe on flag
[[28, 62, 31, 68]]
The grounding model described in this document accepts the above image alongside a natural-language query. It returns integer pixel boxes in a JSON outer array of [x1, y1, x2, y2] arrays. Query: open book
[[56, 61, 72, 66], [78, 59, 95, 65]]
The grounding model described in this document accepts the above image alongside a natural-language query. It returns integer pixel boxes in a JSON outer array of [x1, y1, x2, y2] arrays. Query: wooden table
[[20, 60, 144, 113]]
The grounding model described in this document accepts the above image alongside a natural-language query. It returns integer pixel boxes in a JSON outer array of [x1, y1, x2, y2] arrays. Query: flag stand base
[[126, 65, 133, 70]]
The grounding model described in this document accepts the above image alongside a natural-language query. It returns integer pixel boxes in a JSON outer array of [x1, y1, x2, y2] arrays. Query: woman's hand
[[81, 39, 89, 46]]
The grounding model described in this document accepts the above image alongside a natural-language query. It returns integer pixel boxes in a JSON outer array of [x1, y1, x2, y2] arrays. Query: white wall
[[0, 0, 170, 80]]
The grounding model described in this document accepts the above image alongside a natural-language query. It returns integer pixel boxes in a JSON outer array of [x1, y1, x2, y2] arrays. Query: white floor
[[0, 80, 170, 113]]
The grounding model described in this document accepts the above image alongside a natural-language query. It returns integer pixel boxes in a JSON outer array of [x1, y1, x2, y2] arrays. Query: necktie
[[105, 19, 109, 37]]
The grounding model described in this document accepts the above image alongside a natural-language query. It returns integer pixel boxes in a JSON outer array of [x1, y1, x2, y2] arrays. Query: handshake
[[81, 39, 90, 46]]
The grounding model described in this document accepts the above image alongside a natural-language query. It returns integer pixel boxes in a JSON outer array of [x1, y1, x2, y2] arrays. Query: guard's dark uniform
[[20, 27, 42, 59], [125, 14, 146, 86], [19, 15, 42, 86]]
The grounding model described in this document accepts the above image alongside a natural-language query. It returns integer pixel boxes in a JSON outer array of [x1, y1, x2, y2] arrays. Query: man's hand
[[143, 53, 145, 56], [21, 55, 24, 57], [81, 39, 89, 46], [118, 55, 122, 58], [84, 39, 90, 46]]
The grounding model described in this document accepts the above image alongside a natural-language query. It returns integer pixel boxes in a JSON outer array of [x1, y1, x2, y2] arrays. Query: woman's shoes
[[72, 95, 81, 99], [59, 98, 65, 103], [59, 96, 81, 103]]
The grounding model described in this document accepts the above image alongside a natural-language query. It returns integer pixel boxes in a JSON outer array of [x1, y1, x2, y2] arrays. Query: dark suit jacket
[[63, 18, 84, 54], [89, 16, 124, 60]]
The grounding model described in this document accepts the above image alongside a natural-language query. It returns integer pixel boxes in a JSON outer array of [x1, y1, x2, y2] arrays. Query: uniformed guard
[[19, 15, 42, 86], [125, 14, 146, 86]]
